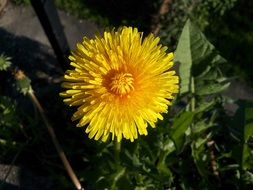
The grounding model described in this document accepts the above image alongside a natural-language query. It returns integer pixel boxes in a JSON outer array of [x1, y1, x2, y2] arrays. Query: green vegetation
[[53, 0, 253, 84], [2, 0, 253, 189], [12, 0, 253, 83]]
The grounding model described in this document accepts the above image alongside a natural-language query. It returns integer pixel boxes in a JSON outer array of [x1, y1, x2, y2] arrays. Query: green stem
[[157, 150, 167, 168], [190, 76, 195, 112], [114, 140, 121, 164]]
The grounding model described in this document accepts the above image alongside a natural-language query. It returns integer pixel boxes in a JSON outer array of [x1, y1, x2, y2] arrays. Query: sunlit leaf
[[175, 19, 227, 95], [170, 111, 194, 152], [196, 82, 230, 96], [242, 171, 253, 184], [174, 19, 192, 94], [14, 70, 33, 95], [0, 96, 19, 129], [231, 100, 253, 171], [194, 100, 215, 113], [191, 134, 211, 179], [191, 120, 213, 136], [0, 54, 11, 71]]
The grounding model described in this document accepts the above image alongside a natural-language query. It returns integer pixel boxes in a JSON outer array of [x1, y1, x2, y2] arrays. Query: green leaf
[[231, 100, 253, 171], [196, 68, 222, 81], [0, 54, 11, 71], [15, 71, 33, 95], [194, 100, 215, 113], [196, 82, 230, 96], [191, 120, 213, 137], [156, 162, 173, 185], [156, 139, 174, 184], [170, 111, 194, 152], [174, 20, 192, 94], [109, 166, 126, 190], [242, 171, 253, 184], [191, 133, 212, 180], [0, 96, 18, 127], [174, 19, 227, 95], [163, 138, 176, 154]]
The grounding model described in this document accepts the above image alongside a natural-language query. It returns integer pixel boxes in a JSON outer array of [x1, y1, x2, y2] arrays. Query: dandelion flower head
[[60, 27, 179, 142]]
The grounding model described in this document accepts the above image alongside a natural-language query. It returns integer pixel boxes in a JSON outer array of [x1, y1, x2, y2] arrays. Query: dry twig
[[207, 140, 220, 179], [14, 70, 84, 190], [151, 0, 172, 35]]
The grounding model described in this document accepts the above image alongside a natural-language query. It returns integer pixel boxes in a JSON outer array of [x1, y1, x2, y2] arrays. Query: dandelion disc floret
[[60, 27, 179, 142]]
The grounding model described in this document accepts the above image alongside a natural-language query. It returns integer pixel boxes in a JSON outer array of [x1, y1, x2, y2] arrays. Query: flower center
[[109, 72, 134, 95]]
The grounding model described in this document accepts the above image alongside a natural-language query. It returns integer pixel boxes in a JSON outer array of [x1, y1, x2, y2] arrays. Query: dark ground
[[0, 2, 98, 189]]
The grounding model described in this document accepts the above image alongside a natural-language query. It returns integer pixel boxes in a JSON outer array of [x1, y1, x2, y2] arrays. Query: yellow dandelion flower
[[60, 27, 179, 142]]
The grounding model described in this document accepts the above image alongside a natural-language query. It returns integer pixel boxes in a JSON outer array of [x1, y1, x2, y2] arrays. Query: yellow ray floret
[[60, 26, 179, 142]]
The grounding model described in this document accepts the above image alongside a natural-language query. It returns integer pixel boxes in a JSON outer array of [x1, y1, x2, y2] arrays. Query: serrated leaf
[[0, 54, 11, 71], [231, 100, 253, 171], [191, 141, 207, 177], [194, 100, 215, 113], [195, 65, 211, 79], [109, 166, 126, 190], [242, 171, 253, 184], [174, 20, 192, 94], [15, 72, 33, 95], [175, 19, 227, 95], [191, 120, 213, 136], [0, 96, 17, 127], [163, 138, 175, 153], [156, 139, 174, 183], [196, 82, 230, 96], [196, 68, 218, 81], [170, 111, 194, 152], [157, 162, 173, 182], [191, 133, 212, 180]]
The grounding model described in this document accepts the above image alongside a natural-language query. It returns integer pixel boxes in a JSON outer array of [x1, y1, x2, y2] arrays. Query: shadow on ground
[[0, 164, 55, 190], [0, 28, 65, 190], [0, 27, 63, 77], [0, 27, 64, 98]]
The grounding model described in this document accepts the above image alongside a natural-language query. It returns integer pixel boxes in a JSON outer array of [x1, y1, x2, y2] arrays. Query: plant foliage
[[0, 54, 11, 71], [0, 14, 253, 190], [75, 19, 253, 189]]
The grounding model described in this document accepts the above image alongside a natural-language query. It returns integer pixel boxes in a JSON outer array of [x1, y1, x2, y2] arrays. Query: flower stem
[[114, 140, 121, 164], [190, 76, 195, 112]]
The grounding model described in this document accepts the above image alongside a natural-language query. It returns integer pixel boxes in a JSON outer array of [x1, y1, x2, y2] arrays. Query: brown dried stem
[[14, 70, 84, 190], [0, 0, 7, 15], [207, 140, 220, 179], [28, 91, 84, 190], [151, 0, 172, 35]]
